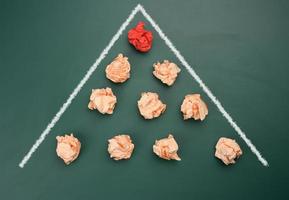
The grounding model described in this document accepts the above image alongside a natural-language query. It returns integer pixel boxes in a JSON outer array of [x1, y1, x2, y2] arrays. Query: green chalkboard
[[1, 0, 289, 199]]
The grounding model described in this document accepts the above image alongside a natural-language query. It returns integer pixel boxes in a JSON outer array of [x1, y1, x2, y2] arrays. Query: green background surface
[[1, 0, 289, 199]]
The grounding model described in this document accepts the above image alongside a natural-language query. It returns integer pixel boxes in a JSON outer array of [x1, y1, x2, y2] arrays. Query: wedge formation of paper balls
[[55, 22, 243, 166]]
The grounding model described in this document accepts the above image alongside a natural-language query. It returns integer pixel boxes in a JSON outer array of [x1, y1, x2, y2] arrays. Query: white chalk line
[[18, 5, 141, 168], [138, 5, 268, 166], [19, 4, 268, 168]]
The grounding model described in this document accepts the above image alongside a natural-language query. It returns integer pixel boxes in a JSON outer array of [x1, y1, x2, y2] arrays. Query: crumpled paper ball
[[128, 21, 153, 52]]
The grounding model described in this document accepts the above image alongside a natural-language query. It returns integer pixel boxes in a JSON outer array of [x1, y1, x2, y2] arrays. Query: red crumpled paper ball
[[128, 22, 153, 52]]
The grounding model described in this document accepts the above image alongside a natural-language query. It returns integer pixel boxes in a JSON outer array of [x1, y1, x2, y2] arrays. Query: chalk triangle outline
[[19, 4, 268, 168]]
